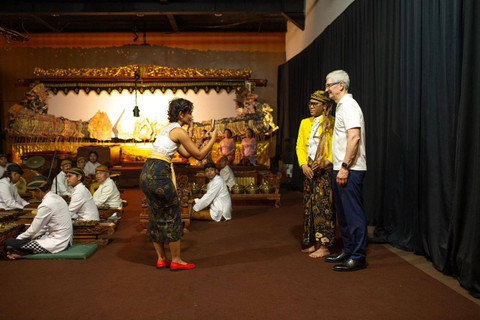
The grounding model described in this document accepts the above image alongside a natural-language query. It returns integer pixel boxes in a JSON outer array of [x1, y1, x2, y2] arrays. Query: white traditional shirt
[[219, 165, 236, 190], [17, 191, 73, 253], [84, 161, 101, 176], [93, 177, 122, 208], [69, 183, 99, 220], [51, 171, 72, 197], [193, 175, 232, 222], [307, 115, 321, 161], [0, 177, 29, 210], [0, 165, 6, 177]]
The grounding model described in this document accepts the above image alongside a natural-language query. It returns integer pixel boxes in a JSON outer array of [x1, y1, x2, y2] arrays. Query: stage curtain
[[448, 0, 480, 298], [277, 0, 479, 297]]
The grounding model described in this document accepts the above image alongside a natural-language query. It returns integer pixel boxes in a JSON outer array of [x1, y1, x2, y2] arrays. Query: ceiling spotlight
[[214, 13, 223, 17]]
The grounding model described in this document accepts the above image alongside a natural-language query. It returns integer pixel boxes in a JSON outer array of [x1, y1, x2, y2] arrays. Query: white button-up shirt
[[193, 175, 232, 222], [69, 183, 99, 220], [93, 177, 122, 208], [219, 165, 236, 190], [51, 171, 72, 197], [17, 191, 73, 253], [0, 177, 29, 210]]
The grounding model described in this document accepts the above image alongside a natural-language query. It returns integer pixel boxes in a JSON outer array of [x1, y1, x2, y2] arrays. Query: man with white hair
[[323, 70, 368, 272], [93, 165, 122, 209]]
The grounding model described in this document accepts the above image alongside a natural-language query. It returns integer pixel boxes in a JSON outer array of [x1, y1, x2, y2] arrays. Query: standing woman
[[296, 90, 335, 258], [241, 127, 258, 165], [140, 98, 218, 271], [218, 128, 236, 164]]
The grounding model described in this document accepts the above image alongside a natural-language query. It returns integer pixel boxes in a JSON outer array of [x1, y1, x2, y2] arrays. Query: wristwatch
[[341, 162, 349, 170]]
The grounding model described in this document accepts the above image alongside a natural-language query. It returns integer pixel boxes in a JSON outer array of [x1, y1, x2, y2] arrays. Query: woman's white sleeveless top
[[151, 122, 181, 158]]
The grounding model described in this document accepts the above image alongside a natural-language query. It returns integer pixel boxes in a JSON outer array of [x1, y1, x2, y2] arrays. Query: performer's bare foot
[[309, 247, 330, 258], [6, 252, 23, 260], [301, 246, 316, 253]]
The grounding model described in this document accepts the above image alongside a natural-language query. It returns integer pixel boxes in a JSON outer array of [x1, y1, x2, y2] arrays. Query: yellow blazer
[[296, 115, 334, 167]]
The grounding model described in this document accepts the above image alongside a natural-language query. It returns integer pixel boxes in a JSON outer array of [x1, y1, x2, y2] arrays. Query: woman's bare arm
[[171, 127, 218, 160]]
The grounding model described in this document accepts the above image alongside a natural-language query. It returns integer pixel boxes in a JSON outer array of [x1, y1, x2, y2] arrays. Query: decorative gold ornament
[[34, 65, 252, 80]]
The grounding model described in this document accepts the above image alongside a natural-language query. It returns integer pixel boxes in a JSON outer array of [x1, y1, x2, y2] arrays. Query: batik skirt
[[139, 159, 183, 243], [302, 168, 335, 248]]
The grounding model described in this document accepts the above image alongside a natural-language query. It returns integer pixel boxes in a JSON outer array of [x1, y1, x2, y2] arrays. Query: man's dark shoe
[[324, 251, 350, 263], [333, 258, 367, 272]]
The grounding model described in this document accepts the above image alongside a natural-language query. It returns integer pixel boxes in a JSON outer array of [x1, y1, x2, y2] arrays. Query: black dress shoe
[[324, 251, 350, 263], [333, 258, 367, 272]]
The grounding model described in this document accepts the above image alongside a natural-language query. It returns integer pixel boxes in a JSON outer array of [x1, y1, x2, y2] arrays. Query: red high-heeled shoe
[[156, 260, 171, 269], [170, 262, 196, 271]]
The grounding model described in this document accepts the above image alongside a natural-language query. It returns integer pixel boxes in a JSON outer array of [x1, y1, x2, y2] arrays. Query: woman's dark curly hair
[[168, 98, 194, 122], [224, 128, 233, 137]]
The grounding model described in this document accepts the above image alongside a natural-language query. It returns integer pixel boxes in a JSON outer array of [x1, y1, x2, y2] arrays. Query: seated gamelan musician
[[192, 162, 232, 222], [93, 165, 122, 219], [51, 159, 73, 197], [75, 156, 93, 188], [0, 163, 29, 211], [76, 156, 87, 175], [66, 167, 99, 221], [0, 153, 8, 177], [4, 176, 73, 260], [217, 156, 236, 190], [84, 150, 102, 176]]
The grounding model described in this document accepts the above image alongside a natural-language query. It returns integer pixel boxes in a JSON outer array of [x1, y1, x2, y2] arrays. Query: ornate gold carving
[[34, 65, 252, 80], [21, 65, 265, 94]]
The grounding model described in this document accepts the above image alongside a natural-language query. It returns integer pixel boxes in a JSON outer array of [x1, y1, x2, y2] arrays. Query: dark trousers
[[4, 238, 32, 253], [332, 170, 368, 261]]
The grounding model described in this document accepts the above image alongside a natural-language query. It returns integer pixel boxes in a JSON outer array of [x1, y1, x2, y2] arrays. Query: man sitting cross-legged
[[4, 176, 73, 260]]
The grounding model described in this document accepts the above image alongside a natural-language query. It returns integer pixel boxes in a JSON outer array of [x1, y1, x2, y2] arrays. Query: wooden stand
[[73, 221, 117, 245]]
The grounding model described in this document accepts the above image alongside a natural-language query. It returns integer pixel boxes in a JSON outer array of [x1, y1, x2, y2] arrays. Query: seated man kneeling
[[4, 176, 73, 259], [192, 162, 232, 222]]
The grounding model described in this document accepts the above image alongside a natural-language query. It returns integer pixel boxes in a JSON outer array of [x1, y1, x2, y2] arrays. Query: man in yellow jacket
[[296, 90, 335, 259]]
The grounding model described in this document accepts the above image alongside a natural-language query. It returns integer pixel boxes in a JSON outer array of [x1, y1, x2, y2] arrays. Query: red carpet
[[0, 189, 478, 319]]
